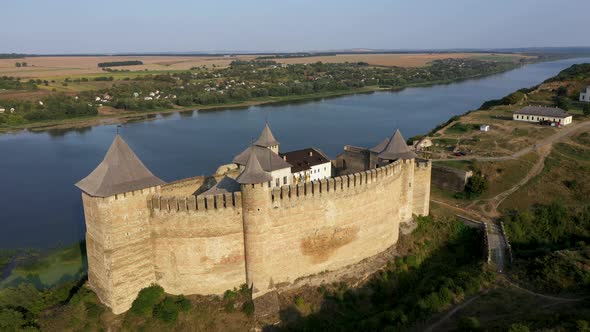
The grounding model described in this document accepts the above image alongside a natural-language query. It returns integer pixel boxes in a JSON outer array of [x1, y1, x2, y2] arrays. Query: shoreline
[[0, 65, 524, 135]]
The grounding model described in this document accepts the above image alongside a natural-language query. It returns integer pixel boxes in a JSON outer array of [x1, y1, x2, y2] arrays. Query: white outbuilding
[[513, 106, 573, 126], [480, 124, 490, 132], [580, 86, 590, 102]]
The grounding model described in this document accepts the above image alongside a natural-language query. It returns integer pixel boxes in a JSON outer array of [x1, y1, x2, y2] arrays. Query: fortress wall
[[82, 186, 159, 314], [431, 164, 473, 192], [149, 192, 246, 295], [413, 160, 432, 217], [247, 160, 406, 294]]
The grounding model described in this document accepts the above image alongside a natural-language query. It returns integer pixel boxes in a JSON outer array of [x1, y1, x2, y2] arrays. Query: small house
[[580, 86, 590, 102], [0, 108, 5, 114], [480, 124, 490, 132]]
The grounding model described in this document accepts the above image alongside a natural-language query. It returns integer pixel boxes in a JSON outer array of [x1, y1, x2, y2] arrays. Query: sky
[[1, 0, 589, 54]]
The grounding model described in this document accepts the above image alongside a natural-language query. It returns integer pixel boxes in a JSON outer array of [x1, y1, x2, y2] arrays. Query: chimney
[[309, 151, 313, 157], [283, 155, 287, 161]]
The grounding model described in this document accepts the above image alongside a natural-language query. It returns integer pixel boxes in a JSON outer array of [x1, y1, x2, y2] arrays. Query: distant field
[[0, 53, 533, 79], [273, 53, 532, 67], [0, 55, 259, 79]]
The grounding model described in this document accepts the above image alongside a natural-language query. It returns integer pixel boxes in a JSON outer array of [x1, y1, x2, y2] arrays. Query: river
[[1, 57, 589, 250]]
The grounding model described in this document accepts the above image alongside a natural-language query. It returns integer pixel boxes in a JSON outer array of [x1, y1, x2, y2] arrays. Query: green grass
[[555, 142, 590, 162], [433, 160, 474, 171], [445, 122, 479, 135], [432, 138, 459, 146]]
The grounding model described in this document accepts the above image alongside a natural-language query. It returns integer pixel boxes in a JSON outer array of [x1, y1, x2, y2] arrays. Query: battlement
[[271, 159, 404, 202], [415, 158, 431, 169], [149, 191, 242, 212], [94, 186, 161, 202]]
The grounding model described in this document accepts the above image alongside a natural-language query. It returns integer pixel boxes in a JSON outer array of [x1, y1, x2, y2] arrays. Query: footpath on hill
[[423, 119, 590, 331]]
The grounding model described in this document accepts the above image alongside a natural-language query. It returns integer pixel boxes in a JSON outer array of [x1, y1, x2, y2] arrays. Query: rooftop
[[236, 152, 273, 184], [280, 148, 330, 173], [233, 145, 292, 172], [514, 106, 570, 119], [253, 123, 279, 147], [75, 135, 165, 197], [376, 129, 417, 161], [200, 176, 240, 196]]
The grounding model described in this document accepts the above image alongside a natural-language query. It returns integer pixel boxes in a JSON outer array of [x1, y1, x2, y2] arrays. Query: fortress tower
[[236, 152, 274, 295], [76, 135, 164, 314]]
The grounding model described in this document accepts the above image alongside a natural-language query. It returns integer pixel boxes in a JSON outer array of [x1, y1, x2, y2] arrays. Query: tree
[[15, 62, 21, 68], [464, 173, 488, 198], [583, 103, 590, 116], [555, 96, 571, 111]]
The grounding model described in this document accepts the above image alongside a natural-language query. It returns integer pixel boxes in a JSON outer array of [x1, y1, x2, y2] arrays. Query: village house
[[280, 148, 332, 183], [580, 86, 590, 102], [513, 106, 572, 126], [480, 124, 490, 132], [0, 107, 5, 114]]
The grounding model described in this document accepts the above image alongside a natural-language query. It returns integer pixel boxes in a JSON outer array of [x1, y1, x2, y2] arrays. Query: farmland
[[0, 53, 531, 79], [0, 52, 537, 132]]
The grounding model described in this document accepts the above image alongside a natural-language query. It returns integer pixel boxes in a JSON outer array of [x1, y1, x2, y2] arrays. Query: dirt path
[[422, 122, 590, 331]]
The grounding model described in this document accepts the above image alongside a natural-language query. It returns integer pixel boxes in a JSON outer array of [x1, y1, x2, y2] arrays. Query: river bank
[[0, 63, 529, 135]]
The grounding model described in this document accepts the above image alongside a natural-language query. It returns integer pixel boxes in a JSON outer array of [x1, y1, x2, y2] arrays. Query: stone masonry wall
[[83, 158, 431, 314], [431, 164, 473, 192], [413, 160, 432, 217], [83, 187, 158, 314], [148, 193, 246, 296], [244, 160, 411, 296]]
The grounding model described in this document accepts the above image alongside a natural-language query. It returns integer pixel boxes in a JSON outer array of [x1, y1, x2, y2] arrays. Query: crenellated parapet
[[270, 160, 403, 203], [148, 191, 242, 213]]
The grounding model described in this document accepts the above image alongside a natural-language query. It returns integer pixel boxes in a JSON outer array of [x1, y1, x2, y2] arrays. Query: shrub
[[242, 300, 255, 317], [464, 173, 488, 198], [458, 316, 481, 331], [175, 295, 192, 312], [153, 297, 179, 323], [0, 308, 26, 331], [508, 323, 530, 332], [130, 284, 164, 316], [583, 103, 590, 116]]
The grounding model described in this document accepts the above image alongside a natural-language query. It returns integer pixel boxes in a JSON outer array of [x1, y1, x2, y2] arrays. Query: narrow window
[[283, 176, 287, 185]]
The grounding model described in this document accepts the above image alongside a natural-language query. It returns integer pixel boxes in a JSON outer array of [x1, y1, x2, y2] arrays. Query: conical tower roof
[[377, 129, 417, 160], [236, 151, 273, 184], [75, 135, 165, 197], [369, 137, 390, 153], [201, 176, 240, 196], [253, 123, 279, 147]]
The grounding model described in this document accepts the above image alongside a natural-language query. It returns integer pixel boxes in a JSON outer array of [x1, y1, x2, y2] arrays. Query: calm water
[[1, 57, 589, 250]]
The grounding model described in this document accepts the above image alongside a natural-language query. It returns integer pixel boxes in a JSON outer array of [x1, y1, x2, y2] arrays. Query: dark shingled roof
[[514, 106, 570, 119], [75, 135, 165, 197], [369, 137, 389, 153], [280, 148, 330, 173], [201, 176, 240, 196], [254, 123, 279, 147], [233, 145, 292, 172], [236, 152, 273, 184], [377, 129, 417, 160]]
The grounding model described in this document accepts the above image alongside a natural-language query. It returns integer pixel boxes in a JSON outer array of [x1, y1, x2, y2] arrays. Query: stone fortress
[[76, 124, 432, 314]]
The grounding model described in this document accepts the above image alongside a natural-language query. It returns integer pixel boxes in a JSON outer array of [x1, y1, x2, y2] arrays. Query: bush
[[0, 308, 26, 331], [463, 173, 488, 198], [242, 300, 255, 317], [130, 284, 164, 316], [458, 316, 481, 331], [508, 323, 530, 332], [176, 295, 192, 312], [583, 103, 590, 116], [153, 297, 179, 323]]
